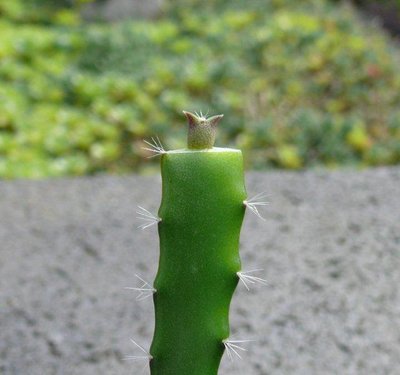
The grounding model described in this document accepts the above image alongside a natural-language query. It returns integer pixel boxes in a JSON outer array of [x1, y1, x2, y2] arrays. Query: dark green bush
[[0, 0, 400, 178]]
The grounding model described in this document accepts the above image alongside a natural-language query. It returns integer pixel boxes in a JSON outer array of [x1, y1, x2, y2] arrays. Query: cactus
[[131, 111, 268, 374]]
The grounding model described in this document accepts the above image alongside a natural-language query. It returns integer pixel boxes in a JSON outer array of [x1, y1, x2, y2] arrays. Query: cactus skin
[[149, 143, 247, 374]]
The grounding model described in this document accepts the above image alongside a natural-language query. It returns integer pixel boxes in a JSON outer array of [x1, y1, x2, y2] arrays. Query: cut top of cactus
[[166, 147, 241, 154]]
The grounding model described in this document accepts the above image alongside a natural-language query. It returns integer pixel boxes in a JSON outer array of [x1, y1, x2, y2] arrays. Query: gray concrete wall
[[1, 167, 399, 374]]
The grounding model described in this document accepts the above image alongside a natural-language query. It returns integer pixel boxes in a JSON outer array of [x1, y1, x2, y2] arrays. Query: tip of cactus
[[182, 110, 224, 123], [183, 110, 224, 150]]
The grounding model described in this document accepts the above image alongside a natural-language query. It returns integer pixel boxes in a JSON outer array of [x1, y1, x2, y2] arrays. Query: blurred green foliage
[[0, 0, 400, 178], [352, 0, 400, 8]]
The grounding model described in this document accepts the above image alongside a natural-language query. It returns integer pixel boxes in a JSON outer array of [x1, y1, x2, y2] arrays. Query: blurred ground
[[1, 167, 400, 375]]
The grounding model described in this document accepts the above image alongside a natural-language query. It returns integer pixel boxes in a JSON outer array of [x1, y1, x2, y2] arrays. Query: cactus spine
[[148, 111, 248, 374]]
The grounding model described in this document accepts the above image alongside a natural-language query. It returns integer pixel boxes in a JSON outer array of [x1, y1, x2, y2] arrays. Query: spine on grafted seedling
[[149, 111, 247, 375]]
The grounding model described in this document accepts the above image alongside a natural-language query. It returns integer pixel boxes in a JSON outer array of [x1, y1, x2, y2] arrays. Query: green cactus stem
[[149, 111, 247, 375]]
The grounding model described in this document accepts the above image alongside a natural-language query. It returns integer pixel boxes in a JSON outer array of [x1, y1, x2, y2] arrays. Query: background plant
[[0, 0, 399, 178]]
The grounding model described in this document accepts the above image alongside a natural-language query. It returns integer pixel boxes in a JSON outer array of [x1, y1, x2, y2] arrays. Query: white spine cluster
[[125, 274, 156, 301], [244, 192, 270, 220], [142, 136, 166, 158], [237, 269, 268, 291], [223, 339, 253, 361], [137, 206, 161, 230]]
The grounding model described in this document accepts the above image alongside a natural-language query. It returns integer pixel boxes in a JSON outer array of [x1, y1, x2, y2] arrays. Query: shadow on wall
[[354, 0, 400, 36], [82, 0, 164, 21]]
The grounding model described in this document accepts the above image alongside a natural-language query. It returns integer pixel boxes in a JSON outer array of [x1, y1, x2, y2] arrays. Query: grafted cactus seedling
[[129, 111, 268, 374]]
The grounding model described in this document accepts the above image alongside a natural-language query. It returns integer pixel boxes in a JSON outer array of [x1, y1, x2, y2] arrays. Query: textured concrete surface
[[0, 167, 399, 375]]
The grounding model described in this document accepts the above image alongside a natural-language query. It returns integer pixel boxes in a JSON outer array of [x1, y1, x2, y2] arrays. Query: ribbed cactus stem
[[149, 112, 247, 375]]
